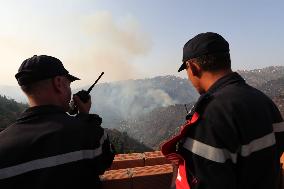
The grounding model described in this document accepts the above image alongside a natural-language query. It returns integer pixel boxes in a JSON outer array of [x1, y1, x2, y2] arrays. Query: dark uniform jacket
[[176, 72, 284, 189], [0, 105, 114, 189]]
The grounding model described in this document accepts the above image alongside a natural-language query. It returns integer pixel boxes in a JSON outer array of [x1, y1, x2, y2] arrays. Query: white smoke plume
[[68, 11, 152, 86], [91, 77, 184, 121], [0, 10, 151, 87]]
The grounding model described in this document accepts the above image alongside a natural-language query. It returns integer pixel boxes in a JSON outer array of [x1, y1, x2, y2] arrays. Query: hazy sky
[[0, 0, 284, 88]]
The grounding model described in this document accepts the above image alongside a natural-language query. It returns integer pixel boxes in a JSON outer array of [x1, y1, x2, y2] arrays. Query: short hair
[[195, 52, 231, 71], [21, 79, 52, 95]]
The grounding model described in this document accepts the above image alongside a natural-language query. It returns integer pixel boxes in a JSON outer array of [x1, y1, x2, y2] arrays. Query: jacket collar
[[207, 72, 245, 94], [186, 72, 245, 120], [17, 105, 66, 122]]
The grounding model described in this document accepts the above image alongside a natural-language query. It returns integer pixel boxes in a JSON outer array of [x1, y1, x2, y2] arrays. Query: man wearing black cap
[[0, 55, 114, 188], [162, 32, 284, 189]]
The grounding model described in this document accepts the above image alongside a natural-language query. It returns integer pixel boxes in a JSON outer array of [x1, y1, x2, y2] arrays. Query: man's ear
[[51, 76, 63, 93], [188, 61, 202, 77]]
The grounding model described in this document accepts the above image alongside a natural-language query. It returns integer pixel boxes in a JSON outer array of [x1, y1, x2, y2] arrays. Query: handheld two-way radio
[[68, 72, 104, 115]]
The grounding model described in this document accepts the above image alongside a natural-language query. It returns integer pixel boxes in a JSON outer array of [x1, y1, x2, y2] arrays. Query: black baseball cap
[[178, 32, 230, 72], [15, 55, 80, 86]]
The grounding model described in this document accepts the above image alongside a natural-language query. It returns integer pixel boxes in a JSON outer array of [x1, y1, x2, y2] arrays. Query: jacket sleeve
[[93, 131, 115, 175], [76, 113, 115, 175], [270, 101, 284, 157]]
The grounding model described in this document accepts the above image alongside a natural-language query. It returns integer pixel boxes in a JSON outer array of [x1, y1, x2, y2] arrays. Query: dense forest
[[106, 129, 152, 153]]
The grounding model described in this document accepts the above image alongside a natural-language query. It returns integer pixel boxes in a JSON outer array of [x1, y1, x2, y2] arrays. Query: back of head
[[178, 32, 231, 72], [20, 79, 53, 95]]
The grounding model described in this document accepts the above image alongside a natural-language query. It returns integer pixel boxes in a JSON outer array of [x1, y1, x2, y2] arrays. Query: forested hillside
[[258, 76, 284, 117], [0, 95, 27, 130], [238, 66, 284, 87], [118, 66, 284, 149], [119, 104, 192, 149], [107, 128, 152, 153]]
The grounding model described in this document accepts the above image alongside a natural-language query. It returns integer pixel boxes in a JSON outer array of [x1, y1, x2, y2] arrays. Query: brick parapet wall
[[110, 151, 171, 170], [101, 164, 173, 189], [101, 151, 173, 189], [101, 152, 284, 189]]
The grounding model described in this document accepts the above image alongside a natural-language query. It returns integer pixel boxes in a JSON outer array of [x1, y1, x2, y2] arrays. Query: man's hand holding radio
[[73, 94, 91, 114]]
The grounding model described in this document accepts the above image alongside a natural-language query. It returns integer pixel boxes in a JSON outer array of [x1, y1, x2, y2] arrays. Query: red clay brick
[[144, 151, 163, 157], [110, 153, 145, 170], [101, 168, 132, 189], [132, 164, 173, 189], [144, 151, 171, 166]]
